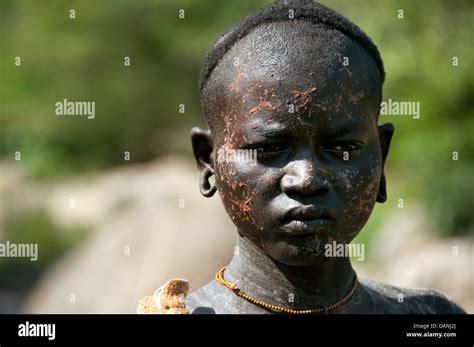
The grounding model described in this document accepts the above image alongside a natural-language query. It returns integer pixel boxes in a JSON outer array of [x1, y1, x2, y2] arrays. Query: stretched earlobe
[[200, 167, 217, 197], [190, 127, 216, 198], [376, 175, 387, 203], [376, 123, 394, 203]]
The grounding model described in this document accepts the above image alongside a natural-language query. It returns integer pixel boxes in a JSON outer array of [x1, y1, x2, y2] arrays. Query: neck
[[224, 236, 356, 309]]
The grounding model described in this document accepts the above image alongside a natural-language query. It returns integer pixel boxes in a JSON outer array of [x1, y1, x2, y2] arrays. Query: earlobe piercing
[[376, 175, 387, 203], [200, 167, 217, 197]]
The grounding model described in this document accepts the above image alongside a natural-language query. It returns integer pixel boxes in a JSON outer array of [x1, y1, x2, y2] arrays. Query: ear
[[190, 127, 217, 197], [377, 123, 395, 203]]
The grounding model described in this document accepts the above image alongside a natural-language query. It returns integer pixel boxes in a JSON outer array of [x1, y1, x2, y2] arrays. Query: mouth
[[281, 206, 333, 235]]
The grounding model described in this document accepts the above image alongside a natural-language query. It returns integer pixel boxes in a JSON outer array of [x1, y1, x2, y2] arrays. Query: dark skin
[[190, 22, 394, 312]]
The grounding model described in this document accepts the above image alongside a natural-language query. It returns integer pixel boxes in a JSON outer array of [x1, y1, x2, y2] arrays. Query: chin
[[265, 239, 329, 267]]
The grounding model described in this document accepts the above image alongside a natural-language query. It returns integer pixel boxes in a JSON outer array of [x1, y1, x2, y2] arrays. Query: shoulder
[[186, 279, 265, 314], [359, 278, 466, 314], [185, 280, 234, 314]]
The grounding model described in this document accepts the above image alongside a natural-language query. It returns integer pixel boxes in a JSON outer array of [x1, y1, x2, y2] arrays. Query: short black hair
[[199, 0, 385, 98]]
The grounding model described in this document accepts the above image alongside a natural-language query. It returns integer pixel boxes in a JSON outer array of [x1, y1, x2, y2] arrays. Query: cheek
[[335, 154, 382, 238], [338, 159, 380, 202], [214, 150, 266, 232]]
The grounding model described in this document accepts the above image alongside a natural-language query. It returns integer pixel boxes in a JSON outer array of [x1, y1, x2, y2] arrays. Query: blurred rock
[[20, 157, 236, 313]]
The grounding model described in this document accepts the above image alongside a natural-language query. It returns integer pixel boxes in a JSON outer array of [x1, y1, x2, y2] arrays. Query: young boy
[[139, 0, 465, 314]]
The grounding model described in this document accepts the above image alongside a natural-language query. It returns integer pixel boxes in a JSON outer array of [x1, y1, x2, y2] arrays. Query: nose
[[280, 156, 331, 196]]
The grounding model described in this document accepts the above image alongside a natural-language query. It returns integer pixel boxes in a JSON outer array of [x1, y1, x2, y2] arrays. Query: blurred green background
[[0, 0, 473, 312]]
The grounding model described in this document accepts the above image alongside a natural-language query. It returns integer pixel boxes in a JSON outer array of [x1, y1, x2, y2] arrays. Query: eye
[[257, 144, 287, 153], [246, 143, 289, 158], [323, 141, 363, 158], [330, 143, 361, 151]]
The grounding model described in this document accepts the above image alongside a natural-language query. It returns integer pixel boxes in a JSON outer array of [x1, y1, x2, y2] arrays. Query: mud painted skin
[[187, 23, 463, 313]]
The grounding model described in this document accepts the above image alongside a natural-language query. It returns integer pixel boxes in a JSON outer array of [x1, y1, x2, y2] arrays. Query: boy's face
[[192, 23, 393, 266]]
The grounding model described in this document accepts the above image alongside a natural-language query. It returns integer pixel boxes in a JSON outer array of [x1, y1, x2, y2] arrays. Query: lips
[[281, 205, 333, 235]]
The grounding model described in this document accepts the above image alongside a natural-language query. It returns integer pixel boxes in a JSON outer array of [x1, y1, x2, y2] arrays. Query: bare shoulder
[[186, 279, 245, 314], [185, 280, 222, 314], [360, 278, 466, 314], [186, 280, 266, 314]]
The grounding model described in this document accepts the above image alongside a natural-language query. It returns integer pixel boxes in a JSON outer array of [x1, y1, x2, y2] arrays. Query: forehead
[[204, 21, 381, 139]]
